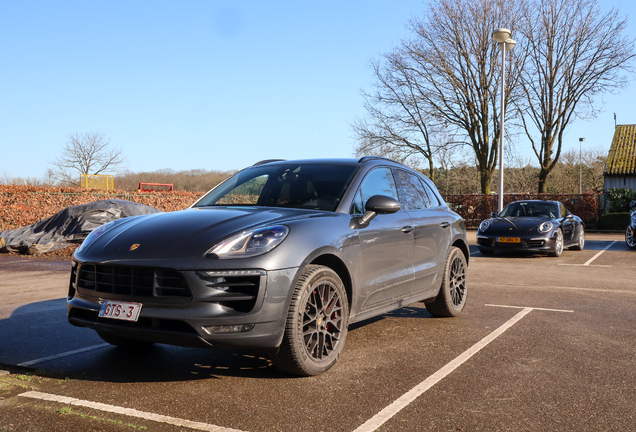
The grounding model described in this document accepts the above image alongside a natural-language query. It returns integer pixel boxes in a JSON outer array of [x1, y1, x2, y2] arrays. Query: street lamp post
[[492, 28, 516, 213], [579, 137, 585, 194]]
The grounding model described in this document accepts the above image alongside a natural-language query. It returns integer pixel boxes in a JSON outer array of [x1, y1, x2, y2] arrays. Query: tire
[[626, 225, 636, 249], [478, 247, 494, 255], [571, 225, 585, 250], [96, 330, 155, 349], [274, 265, 349, 376], [549, 229, 564, 257], [425, 247, 468, 317]]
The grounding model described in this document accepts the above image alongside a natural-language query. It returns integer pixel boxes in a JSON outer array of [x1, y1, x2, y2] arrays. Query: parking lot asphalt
[[0, 231, 634, 432]]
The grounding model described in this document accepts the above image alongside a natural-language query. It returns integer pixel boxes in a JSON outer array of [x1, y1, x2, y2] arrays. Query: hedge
[[0, 185, 204, 232], [597, 212, 631, 231], [1, 186, 602, 245], [443, 193, 600, 228]]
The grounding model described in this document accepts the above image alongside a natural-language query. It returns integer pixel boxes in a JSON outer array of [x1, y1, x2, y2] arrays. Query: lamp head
[[492, 28, 511, 43]]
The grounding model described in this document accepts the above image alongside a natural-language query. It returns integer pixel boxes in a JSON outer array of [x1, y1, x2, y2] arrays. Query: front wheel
[[426, 247, 467, 317], [549, 229, 564, 257], [274, 265, 349, 376], [626, 225, 636, 249]]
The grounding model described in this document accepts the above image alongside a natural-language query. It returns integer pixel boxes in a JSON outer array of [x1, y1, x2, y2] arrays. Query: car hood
[[75, 206, 330, 262], [485, 216, 553, 234]]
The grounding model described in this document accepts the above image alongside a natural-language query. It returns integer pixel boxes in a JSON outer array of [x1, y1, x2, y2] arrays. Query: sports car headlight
[[208, 225, 289, 259], [75, 221, 117, 254], [538, 221, 553, 234], [479, 220, 491, 231]]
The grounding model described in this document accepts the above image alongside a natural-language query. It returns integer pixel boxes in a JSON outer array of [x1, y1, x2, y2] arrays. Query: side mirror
[[630, 200, 636, 209], [360, 195, 401, 225], [491, 211, 498, 218]]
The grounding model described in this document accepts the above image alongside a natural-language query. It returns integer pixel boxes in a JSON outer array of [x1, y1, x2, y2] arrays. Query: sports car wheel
[[426, 247, 467, 317], [571, 226, 585, 250], [274, 265, 349, 376], [626, 226, 636, 249], [96, 331, 155, 349], [549, 229, 564, 257]]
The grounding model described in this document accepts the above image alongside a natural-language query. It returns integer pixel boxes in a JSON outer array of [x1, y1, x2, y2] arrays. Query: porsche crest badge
[[130, 244, 140, 251]]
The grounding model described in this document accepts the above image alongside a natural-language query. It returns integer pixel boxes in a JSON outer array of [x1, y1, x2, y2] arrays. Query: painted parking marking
[[353, 305, 571, 432], [19, 391, 246, 432], [558, 241, 617, 267], [479, 281, 634, 295], [17, 344, 109, 367]]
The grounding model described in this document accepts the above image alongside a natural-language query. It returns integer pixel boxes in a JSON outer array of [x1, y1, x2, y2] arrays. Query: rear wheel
[[96, 330, 155, 349], [274, 265, 349, 376], [626, 225, 636, 249], [426, 247, 467, 317], [571, 225, 585, 250], [549, 229, 564, 257]]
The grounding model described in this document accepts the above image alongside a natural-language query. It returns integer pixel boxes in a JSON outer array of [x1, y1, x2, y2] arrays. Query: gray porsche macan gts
[[67, 157, 469, 376]]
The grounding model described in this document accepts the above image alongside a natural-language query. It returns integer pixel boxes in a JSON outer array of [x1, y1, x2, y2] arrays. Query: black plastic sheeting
[[0, 199, 161, 255]]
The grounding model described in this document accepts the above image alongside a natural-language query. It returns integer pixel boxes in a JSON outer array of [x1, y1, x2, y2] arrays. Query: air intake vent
[[77, 264, 191, 301]]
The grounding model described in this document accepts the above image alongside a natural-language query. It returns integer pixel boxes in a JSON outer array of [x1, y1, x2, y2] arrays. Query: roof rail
[[252, 159, 286, 166], [358, 156, 405, 166]]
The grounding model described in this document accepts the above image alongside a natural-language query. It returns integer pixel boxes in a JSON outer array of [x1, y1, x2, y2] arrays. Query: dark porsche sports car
[[476, 200, 584, 257], [626, 200, 636, 249], [67, 157, 469, 376]]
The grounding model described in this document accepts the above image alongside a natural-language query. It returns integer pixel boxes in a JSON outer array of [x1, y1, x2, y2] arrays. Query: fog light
[[203, 324, 255, 334]]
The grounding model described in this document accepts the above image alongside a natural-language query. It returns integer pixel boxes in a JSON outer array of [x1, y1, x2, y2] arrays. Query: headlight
[[75, 221, 117, 254], [479, 220, 491, 231], [538, 221, 553, 234], [208, 225, 289, 259]]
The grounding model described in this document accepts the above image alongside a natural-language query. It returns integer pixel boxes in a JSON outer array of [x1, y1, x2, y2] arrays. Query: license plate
[[497, 237, 520, 243], [99, 300, 142, 322]]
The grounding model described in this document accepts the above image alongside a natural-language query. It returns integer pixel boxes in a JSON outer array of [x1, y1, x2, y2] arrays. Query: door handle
[[401, 226, 414, 233], [440, 222, 451, 228]]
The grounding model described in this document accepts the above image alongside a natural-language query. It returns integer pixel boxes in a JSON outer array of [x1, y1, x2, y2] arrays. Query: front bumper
[[476, 234, 557, 253], [67, 260, 299, 351]]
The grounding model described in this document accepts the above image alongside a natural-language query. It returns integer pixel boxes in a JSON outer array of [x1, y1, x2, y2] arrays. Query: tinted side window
[[419, 178, 441, 207], [350, 190, 364, 215], [394, 169, 431, 210], [351, 168, 399, 214]]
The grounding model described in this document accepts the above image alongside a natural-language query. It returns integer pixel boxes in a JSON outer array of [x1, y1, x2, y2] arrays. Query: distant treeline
[[115, 168, 237, 192]]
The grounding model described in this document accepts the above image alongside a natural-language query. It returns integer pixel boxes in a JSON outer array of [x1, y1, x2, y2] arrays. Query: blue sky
[[1, 0, 635, 181]]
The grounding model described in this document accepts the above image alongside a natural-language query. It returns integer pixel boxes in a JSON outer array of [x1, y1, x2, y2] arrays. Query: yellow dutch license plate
[[497, 237, 520, 243]]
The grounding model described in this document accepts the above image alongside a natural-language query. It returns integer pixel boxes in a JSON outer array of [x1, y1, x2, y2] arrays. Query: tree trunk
[[537, 170, 548, 193], [480, 169, 492, 195]]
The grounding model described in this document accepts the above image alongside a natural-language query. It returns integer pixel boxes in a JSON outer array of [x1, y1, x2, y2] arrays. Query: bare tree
[[582, 147, 606, 192], [353, 0, 524, 193], [516, 0, 635, 192], [352, 58, 440, 179], [50, 132, 127, 186]]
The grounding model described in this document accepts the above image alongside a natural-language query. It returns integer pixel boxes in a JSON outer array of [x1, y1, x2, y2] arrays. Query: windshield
[[193, 163, 359, 212], [499, 202, 559, 219]]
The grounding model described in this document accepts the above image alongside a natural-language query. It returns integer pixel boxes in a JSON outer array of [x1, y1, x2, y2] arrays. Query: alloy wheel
[[303, 281, 344, 361], [449, 255, 467, 307], [627, 226, 636, 249], [555, 230, 564, 255]]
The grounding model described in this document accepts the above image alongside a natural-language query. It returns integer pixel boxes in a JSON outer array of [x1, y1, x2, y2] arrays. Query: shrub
[[605, 188, 636, 212], [597, 212, 631, 230]]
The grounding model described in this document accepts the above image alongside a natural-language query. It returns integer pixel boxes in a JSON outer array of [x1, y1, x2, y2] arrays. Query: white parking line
[[17, 344, 109, 367], [19, 391, 246, 432], [582, 241, 616, 265], [353, 305, 571, 432]]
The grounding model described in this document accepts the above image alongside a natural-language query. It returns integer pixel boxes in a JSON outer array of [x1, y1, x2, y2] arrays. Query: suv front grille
[[76, 263, 191, 300]]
